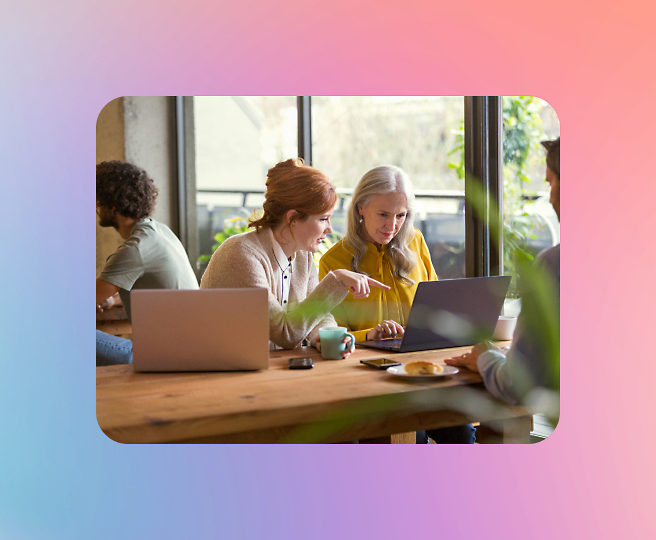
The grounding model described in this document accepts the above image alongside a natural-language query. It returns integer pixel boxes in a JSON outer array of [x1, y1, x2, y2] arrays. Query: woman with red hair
[[201, 158, 388, 355]]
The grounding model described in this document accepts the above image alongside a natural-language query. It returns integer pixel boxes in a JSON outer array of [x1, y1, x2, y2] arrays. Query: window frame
[[178, 95, 504, 280]]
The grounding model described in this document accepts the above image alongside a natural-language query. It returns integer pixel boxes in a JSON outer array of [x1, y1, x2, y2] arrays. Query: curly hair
[[96, 161, 159, 219]]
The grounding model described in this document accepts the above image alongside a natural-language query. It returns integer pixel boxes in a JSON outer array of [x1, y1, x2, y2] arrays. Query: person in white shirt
[[445, 138, 561, 406]]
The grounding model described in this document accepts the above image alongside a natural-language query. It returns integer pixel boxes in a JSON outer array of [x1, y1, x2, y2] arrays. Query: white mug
[[493, 316, 517, 341]]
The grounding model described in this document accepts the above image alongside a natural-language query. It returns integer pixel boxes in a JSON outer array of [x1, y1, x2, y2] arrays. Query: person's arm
[[96, 278, 120, 309], [444, 341, 499, 373], [309, 256, 390, 354], [329, 300, 370, 342], [305, 263, 339, 347], [320, 246, 398, 342], [446, 248, 560, 404], [476, 349, 518, 404], [443, 342, 517, 402], [307, 288, 369, 343], [319, 251, 362, 337], [97, 293, 121, 312], [483, 246, 560, 403], [202, 241, 352, 350], [97, 240, 144, 309], [365, 320, 405, 341], [332, 269, 388, 299]]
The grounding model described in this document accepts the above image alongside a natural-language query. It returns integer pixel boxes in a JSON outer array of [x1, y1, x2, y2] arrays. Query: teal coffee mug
[[319, 327, 355, 360]]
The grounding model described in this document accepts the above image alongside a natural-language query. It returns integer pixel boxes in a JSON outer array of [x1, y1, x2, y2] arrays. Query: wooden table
[[96, 306, 131, 336], [96, 344, 531, 444]]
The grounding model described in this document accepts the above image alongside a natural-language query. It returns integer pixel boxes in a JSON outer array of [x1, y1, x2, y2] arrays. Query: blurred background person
[[96, 161, 198, 366], [446, 138, 560, 407]]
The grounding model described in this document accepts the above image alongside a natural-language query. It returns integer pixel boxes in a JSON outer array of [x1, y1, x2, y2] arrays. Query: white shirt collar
[[268, 228, 293, 311], [270, 229, 293, 271]]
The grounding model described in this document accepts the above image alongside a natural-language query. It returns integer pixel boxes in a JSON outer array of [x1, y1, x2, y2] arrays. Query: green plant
[[447, 121, 465, 180], [199, 216, 251, 263], [502, 96, 547, 292], [447, 96, 548, 290], [200, 215, 343, 268]]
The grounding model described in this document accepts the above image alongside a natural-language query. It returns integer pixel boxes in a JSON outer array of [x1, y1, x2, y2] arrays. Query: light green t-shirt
[[98, 219, 199, 321]]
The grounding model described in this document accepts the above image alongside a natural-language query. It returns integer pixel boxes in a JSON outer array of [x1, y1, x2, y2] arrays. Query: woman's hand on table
[[444, 341, 501, 373], [333, 269, 390, 299], [313, 335, 356, 359], [366, 320, 404, 341]]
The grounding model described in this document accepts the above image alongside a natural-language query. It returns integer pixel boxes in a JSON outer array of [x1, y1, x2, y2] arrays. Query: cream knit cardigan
[[200, 228, 348, 350]]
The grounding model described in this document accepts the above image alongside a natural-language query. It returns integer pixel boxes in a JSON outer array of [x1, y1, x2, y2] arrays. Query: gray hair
[[343, 165, 418, 286]]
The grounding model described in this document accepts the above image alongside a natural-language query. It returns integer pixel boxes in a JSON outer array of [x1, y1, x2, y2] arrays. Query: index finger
[[444, 357, 463, 366], [366, 277, 391, 290]]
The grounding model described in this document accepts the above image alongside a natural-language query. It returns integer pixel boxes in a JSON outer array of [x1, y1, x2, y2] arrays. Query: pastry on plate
[[404, 361, 443, 375]]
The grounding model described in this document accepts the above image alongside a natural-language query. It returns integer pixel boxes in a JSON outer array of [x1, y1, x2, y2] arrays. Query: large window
[[502, 97, 560, 298], [311, 96, 466, 278], [189, 96, 559, 286], [194, 96, 297, 273], [194, 96, 467, 279], [311, 96, 463, 190]]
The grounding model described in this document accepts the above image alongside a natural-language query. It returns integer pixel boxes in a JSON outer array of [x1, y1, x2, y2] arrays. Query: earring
[[359, 216, 363, 224]]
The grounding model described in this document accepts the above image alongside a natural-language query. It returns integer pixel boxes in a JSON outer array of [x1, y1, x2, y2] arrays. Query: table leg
[[360, 432, 416, 444]]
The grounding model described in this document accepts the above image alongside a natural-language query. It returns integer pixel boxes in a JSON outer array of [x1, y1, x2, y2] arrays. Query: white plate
[[386, 365, 459, 378]]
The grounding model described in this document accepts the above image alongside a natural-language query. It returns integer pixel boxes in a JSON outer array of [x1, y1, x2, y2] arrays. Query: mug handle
[[341, 332, 355, 352]]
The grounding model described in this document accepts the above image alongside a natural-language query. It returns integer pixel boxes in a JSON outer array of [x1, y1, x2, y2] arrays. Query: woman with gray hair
[[319, 165, 437, 342], [319, 165, 476, 444]]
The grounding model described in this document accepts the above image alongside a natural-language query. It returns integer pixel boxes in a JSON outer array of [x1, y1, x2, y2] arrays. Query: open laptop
[[131, 288, 270, 372], [359, 276, 511, 353]]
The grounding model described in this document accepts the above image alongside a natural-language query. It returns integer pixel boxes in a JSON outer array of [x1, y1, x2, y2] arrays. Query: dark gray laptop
[[359, 276, 511, 353]]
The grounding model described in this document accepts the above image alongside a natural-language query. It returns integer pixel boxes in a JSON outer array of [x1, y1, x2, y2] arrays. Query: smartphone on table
[[360, 358, 402, 370], [289, 357, 314, 369]]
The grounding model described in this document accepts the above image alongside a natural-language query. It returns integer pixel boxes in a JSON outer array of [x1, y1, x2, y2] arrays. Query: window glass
[[194, 96, 297, 270], [312, 96, 466, 278], [502, 96, 560, 300]]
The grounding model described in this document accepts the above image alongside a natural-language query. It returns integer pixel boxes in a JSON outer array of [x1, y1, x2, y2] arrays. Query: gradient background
[[1, 1, 653, 539]]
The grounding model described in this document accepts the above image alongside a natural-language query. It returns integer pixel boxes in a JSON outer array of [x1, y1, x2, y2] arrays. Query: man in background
[[446, 138, 560, 407], [96, 161, 198, 366]]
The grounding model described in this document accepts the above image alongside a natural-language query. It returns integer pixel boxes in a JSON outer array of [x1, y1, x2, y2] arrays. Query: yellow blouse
[[318, 228, 438, 342]]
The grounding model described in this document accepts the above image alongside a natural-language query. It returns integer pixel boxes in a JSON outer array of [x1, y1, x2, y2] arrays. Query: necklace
[[272, 248, 292, 308]]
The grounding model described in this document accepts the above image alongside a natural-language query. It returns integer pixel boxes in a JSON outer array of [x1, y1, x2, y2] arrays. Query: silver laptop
[[131, 288, 270, 372], [360, 276, 511, 353]]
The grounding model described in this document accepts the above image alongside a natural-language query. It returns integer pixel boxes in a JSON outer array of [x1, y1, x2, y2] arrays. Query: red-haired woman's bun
[[249, 158, 336, 232]]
